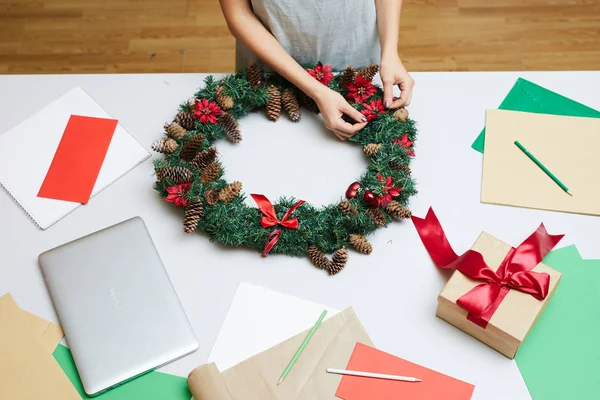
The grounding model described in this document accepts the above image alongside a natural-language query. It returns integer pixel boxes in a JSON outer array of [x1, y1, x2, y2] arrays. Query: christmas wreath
[[153, 62, 417, 275]]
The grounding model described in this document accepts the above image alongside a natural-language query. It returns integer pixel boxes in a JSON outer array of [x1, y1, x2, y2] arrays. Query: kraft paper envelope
[[188, 308, 373, 400], [0, 294, 79, 399], [482, 109, 600, 215], [17, 302, 64, 353], [0, 293, 64, 353]]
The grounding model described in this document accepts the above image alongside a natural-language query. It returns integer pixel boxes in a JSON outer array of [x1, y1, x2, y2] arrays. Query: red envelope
[[38, 115, 118, 204], [336, 343, 474, 400]]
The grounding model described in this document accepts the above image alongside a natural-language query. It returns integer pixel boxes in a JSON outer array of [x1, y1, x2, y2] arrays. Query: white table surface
[[1, 71, 599, 400]]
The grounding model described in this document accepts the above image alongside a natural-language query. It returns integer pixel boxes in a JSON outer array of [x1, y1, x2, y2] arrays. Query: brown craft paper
[[188, 307, 373, 400], [0, 293, 79, 399], [482, 109, 600, 216], [436, 231, 561, 359], [18, 302, 64, 353]]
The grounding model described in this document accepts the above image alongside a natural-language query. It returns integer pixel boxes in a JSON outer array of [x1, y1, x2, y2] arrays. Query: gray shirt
[[236, 0, 381, 72]]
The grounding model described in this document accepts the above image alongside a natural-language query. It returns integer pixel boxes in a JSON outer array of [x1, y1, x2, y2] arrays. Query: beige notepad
[[188, 308, 373, 400], [0, 294, 79, 399], [482, 109, 600, 215]]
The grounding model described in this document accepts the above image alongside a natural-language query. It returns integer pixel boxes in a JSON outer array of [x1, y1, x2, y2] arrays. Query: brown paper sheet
[[0, 293, 79, 399], [437, 231, 561, 358], [482, 109, 600, 215], [188, 308, 372, 400], [0, 294, 64, 353]]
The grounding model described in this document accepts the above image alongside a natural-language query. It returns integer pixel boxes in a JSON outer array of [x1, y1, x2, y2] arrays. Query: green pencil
[[278, 309, 328, 385], [514, 140, 571, 196]]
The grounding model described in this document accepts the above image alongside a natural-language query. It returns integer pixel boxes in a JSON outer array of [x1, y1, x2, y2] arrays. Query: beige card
[[188, 308, 373, 400], [482, 109, 600, 215], [0, 294, 78, 399]]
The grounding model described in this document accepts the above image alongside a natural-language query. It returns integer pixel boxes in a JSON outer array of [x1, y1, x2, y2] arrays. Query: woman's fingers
[[341, 102, 367, 123], [333, 118, 367, 139]]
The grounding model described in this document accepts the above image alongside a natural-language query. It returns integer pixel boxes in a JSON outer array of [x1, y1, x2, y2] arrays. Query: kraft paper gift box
[[412, 208, 563, 360], [436, 231, 561, 359]]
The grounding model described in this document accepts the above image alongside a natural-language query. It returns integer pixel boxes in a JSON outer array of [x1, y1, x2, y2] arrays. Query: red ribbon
[[250, 194, 305, 256], [412, 208, 563, 328]]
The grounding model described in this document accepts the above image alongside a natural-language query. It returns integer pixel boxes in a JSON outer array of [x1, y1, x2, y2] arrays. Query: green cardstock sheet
[[515, 245, 600, 399], [472, 78, 600, 153], [53, 344, 192, 400]]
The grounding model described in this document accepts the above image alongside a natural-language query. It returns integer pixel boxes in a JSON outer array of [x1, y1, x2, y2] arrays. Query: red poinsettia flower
[[392, 133, 415, 157], [307, 62, 333, 86], [377, 174, 402, 207], [165, 183, 192, 208], [361, 99, 385, 121], [194, 98, 223, 124], [346, 74, 377, 103]]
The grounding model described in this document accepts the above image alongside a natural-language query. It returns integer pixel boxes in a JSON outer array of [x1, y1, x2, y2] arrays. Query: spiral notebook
[[0, 87, 150, 229]]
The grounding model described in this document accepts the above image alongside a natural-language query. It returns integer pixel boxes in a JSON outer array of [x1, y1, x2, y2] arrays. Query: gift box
[[436, 231, 561, 359], [412, 208, 563, 359]]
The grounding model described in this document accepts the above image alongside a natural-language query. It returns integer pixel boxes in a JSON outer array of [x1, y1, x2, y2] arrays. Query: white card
[[208, 282, 340, 371], [0, 87, 150, 229]]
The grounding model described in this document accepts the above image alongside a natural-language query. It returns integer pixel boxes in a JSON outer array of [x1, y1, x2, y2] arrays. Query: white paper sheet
[[207, 282, 340, 372], [0, 87, 150, 229]]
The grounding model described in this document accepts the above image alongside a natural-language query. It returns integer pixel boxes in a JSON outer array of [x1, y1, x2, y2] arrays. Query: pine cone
[[200, 162, 221, 184], [328, 247, 348, 275], [307, 245, 331, 270], [219, 113, 242, 143], [151, 138, 178, 154], [282, 89, 301, 122], [190, 146, 217, 170], [386, 201, 411, 219], [389, 160, 411, 175], [363, 143, 382, 157], [357, 64, 379, 82], [266, 85, 282, 121], [183, 200, 203, 233], [164, 122, 187, 140], [218, 181, 242, 203], [247, 63, 262, 90], [368, 208, 387, 226], [299, 91, 319, 114], [204, 188, 219, 205], [339, 66, 355, 90], [180, 133, 205, 161], [339, 200, 358, 216], [175, 111, 196, 130], [156, 166, 193, 184], [349, 234, 372, 255], [215, 86, 234, 110], [393, 108, 409, 122]]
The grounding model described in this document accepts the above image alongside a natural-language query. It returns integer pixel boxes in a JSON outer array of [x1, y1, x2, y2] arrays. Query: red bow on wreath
[[412, 208, 563, 328], [251, 194, 305, 257]]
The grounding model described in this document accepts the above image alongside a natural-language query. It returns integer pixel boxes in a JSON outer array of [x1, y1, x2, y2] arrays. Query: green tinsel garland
[[153, 63, 417, 271]]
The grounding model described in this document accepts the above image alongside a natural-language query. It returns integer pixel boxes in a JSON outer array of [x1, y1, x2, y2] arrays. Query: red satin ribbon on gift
[[250, 194, 305, 256], [412, 208, 563, 328]]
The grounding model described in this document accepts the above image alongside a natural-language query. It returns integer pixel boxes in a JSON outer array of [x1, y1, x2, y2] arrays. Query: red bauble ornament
[[345, 182, 361, 199], [363, 190, 380, 208]]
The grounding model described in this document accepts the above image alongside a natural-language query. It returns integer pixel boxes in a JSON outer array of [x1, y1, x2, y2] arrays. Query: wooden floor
[[1, 0, 599, 74]]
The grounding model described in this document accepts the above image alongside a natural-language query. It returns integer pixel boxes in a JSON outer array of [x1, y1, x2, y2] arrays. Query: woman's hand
[[313, 86, 368, 140], [380, 54, 415, 109]]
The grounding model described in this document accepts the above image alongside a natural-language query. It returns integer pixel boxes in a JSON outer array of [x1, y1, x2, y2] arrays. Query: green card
[[53, 344, 192, 400], [472, 78, 600, 153], [515, 245, 600, 399]]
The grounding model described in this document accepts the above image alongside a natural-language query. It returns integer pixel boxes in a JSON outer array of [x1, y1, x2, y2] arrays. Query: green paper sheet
[[515, 245, 600, 399], [53, 344, 191, 400], [472, 78, 600, 153]]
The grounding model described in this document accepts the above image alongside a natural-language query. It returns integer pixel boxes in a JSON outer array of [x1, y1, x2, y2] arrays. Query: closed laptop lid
[[39, 217, 198, 396]]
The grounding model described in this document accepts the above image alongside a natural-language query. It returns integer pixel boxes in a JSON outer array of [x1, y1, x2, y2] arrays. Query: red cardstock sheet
[[38, 115, 118, 204], [336, 343, 475, 400]]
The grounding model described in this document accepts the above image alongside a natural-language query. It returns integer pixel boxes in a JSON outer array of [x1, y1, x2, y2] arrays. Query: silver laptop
[[39, 217, 198, 396]]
